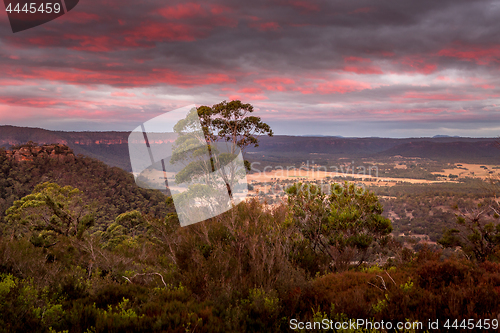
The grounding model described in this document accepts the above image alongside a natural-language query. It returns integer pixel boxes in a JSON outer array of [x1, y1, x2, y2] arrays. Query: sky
[[1, 0, 500, 137]]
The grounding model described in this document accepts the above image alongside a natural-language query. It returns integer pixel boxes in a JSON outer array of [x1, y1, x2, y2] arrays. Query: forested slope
[[0, 142, 500, 332], [0, 143, 170, 231]]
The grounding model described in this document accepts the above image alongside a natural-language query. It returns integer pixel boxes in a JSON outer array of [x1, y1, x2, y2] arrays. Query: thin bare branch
[[122, 272, 168, 288], [376, 275, 387, 290], [385, 271, 396, 286], [367, 282, 385, 292]]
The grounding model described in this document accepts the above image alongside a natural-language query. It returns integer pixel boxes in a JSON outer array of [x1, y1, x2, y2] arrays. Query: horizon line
[[1, 124, 498, 139]]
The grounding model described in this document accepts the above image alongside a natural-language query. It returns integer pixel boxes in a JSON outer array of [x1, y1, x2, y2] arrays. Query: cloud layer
[[1, 0, 500, 137]]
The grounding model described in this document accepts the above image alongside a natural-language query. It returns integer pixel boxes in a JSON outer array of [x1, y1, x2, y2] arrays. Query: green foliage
[[198, 100, 273, 150], [400, 278, 414, 293], [0, 274, 16, 296], [0, 198, 499, 331], [170, 101, 273, 209], [286, 182, 393, 272], [99, 210, 149, 250], [170, 106, 214, 184], [1, 145, 500, 331], [172, 199, 301, 299], [438, 201, 500, 262], [0, 148, 171, 233], [372, 179, 492, 242], [5, 182, 95, 246]]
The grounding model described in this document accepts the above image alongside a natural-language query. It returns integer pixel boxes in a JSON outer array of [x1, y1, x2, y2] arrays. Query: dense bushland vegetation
[[1, 194, 500, 332], [1, 147, 500, 332], [372, 179, 497, 242], [0, 145, 170, 230]]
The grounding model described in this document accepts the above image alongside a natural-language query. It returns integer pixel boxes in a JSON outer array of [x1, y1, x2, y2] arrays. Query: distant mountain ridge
[[0, 125, 132, 170], [246, 135, 499, 162], [0, 125, 174, 171], [0, 125, 130, 146], [0, 140, 170, 229], [373, 140, 499, 161], [432, 135, 461, 138], [1, 125, 498, 169]]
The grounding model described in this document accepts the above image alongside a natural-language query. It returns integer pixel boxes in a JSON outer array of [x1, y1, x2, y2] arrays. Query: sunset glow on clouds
[[1, 0, 500, 137]]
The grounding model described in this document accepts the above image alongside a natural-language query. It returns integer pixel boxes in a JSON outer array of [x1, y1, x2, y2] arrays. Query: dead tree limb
[[122, 272, 168, 288]]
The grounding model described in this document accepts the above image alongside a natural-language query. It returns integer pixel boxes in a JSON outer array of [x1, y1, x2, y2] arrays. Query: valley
[[1, 125, 499, 251]]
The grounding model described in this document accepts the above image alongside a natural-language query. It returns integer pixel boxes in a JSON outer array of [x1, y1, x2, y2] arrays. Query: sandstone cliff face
[[0, 135, 175, 147], [5, 144, 75, 163]]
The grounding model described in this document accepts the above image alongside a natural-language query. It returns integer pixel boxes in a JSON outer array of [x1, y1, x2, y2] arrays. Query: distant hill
[[0, 125, 132, 170], [0, 125, 181, 171], [300, 135, 344, 138], [432, 135, 460, 138], [247, 135, 499, 163], [1, 125, 498, 168], [248, 136, 404, 156], [373, 140, 499, 162], [0, 143, 170, 230]]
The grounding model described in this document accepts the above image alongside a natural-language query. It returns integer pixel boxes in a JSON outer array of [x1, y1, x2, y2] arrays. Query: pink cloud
[[313, 80, 371, 94], [341, 56, 383, 74], [397, 56, 438, 74], [25, 33, 147, 52], [474, 84, 495, 89], [127, 22, 202, 42], [438, 43, 500, 65], [3, 67, 235, 88], [344, 56, 372, 63], [255, 77, 295, 91], [436, 76, 451, 81], [0, 96, 81, 108], [371, 108, 448, 115], [111, 92, 136, 97], [251, 21, 280, 32], [371, 51, 395, 57], [238, 87, 263, 94], [397, 91, 483, 102], [227, 94, 268, 101], [289, 78, 371, 95], [343, 66, 383, 74], [64, 35, 122, 52]]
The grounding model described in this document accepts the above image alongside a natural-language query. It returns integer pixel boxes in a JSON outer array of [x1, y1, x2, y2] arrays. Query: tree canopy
[[438, 200, 500, 262], [5, 182, 95, 247], [197, 100, 273, 153], [168, 101, 273, 224], [171, 100, 273, 183], [286, 182, 393, 272]]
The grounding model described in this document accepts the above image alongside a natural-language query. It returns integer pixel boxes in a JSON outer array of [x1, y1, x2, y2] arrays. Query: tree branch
[[122, 272, 168, 288]]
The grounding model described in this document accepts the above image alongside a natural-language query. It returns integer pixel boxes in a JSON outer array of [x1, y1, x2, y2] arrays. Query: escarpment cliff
[[4, 143, 75, 163]]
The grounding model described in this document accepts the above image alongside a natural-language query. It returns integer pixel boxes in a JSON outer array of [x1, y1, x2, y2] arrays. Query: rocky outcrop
[[5, 143, 75, 163]]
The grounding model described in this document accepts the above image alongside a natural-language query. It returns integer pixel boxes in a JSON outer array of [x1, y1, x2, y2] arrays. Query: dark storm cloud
[[2, 0, 498, 75], [0, 0, 500, 136]]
